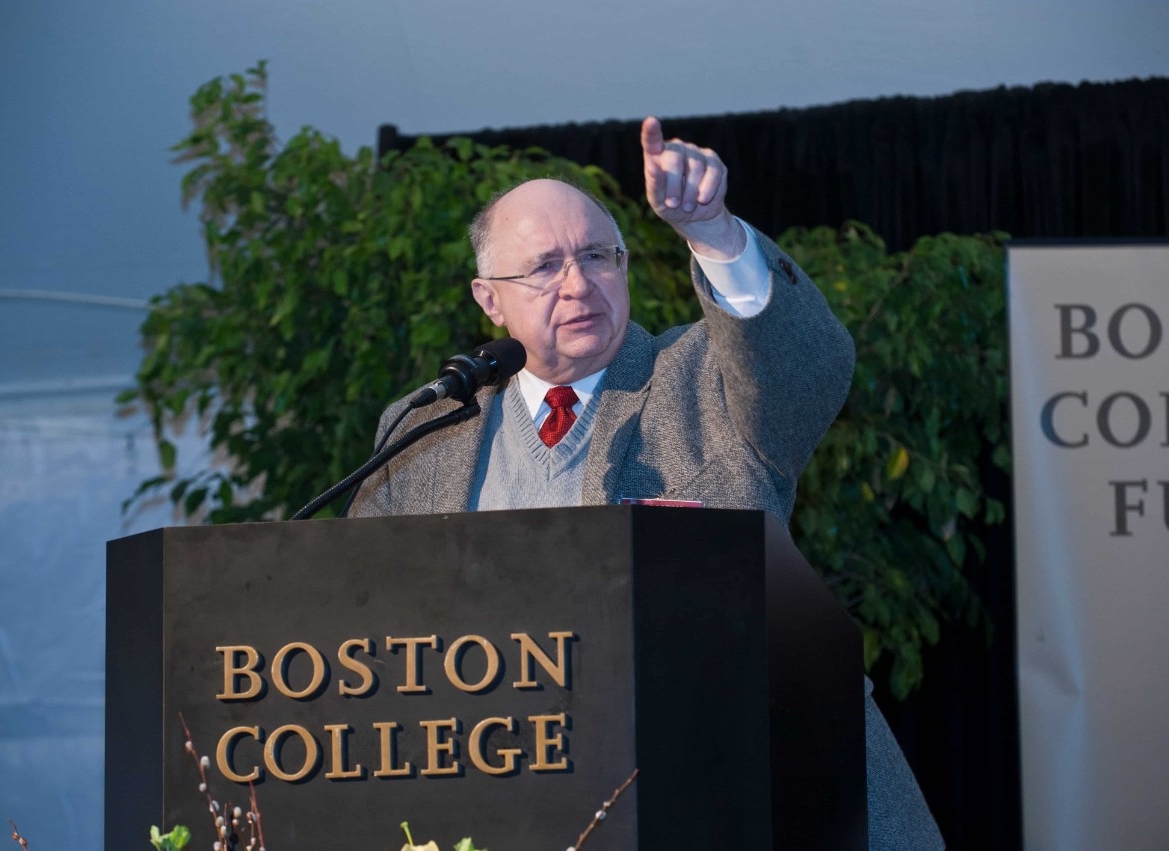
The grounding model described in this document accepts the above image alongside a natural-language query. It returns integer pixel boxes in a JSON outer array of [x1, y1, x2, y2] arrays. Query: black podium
[[106, 507, 865, 850]]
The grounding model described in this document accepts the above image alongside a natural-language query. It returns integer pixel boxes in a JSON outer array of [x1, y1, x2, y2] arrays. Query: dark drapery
[[378, 77, 1169, 850], [382, 77, 1169, 252]]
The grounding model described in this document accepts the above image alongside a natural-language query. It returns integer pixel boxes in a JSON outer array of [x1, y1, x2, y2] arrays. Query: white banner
[[1009, 243, 1169, 851]]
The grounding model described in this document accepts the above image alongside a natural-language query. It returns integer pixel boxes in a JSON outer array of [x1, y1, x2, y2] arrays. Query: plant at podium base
[[154, 719, 636, 850], [126, 63, 1009, 698], [399, 823, 482, 851]]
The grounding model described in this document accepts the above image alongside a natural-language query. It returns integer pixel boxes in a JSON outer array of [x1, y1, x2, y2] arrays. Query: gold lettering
[[372, 721, 413, 778], [386, 635, 440, 693], [419, 718, 461, 777], [444, 635, 502, 693], [216, 645, 263, 700], [264, 724, 320, 782], [271, 642, 327, 700], [215, 725, 262, 782], [324, 724, 364, 780], [511, 632, 575, 689], [468, 716, 520, 776], [337, 638, 376, 696], [529, 712, 570, 772]]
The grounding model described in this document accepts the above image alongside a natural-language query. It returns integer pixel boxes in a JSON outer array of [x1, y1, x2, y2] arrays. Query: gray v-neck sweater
[[468, 381, 597, 511]]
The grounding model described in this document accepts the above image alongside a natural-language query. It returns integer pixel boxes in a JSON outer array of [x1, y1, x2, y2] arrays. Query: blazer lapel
[[425, 381, 500, 513], [581, 324, 654, 503]]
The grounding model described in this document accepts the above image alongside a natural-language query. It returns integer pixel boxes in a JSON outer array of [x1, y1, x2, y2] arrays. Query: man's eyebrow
[[525, 241, 610, 264]]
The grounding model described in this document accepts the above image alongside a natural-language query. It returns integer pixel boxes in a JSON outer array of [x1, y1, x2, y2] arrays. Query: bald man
[[351, 118, 944, 849], [352, 118, 853, 520]]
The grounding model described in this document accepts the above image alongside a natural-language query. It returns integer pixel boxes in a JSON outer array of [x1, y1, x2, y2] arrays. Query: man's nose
[[557, 259, 593, 296]]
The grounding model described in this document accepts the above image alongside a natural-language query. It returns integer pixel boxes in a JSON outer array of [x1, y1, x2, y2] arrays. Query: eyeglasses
[[481, 245, 626, 291]]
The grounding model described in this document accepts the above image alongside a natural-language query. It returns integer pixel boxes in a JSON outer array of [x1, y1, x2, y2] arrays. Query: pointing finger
[[640, 116, 664, 156], [643, 118, 671, 211]]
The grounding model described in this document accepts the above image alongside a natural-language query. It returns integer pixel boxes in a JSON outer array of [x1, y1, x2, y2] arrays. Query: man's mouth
[[562, 313, 599, 327]]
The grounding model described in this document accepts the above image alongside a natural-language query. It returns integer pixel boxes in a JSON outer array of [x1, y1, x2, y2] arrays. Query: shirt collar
[[515, 367, 606, 420]]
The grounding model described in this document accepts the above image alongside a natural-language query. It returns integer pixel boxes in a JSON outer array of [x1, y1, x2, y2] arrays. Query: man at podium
[[350, 118, 943, 849], [352, 117, 852, 522]]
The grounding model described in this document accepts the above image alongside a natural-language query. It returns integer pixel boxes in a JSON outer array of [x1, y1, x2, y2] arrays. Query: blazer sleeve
[[691, 225, 856, 485]]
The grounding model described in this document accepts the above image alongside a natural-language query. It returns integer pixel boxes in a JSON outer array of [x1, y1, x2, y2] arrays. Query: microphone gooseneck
[[293, 338, 527, 521]]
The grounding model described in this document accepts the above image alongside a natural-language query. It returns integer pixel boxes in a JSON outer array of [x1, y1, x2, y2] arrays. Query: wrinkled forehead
[[489, 180, 620, 254]]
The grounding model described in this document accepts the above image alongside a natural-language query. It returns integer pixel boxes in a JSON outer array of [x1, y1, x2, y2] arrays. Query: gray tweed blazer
[[350, 233, 854, 521], [350, 233, 944, 848]]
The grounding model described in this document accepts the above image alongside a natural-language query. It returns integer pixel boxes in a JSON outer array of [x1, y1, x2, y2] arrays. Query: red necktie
[[538, 386, 579, 447]]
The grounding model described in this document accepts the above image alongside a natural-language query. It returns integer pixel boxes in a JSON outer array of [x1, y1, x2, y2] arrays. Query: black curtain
[[382, 77, 1169, 252], [378, 77, 1169, 850]]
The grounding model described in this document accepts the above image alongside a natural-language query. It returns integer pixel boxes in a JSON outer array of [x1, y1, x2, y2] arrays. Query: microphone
[[411, 338, 526, 406], [298, 338, 526, 520]]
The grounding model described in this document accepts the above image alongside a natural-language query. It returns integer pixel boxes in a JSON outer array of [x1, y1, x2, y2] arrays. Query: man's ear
[[471, 279, 506, 328]]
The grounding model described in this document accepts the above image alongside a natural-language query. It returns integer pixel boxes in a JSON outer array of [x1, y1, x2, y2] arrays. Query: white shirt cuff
[[690, 218, 771, 318]]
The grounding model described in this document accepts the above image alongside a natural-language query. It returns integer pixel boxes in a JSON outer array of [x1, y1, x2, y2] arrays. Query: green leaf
[[984, 498, 1006, 525], [885, 446, 910, 481], [945, 533, 967, 565], [447, 137, 473, 162], [150, 825, 191, 850], [184, 487, 208, 516], [302, 345, 332, 376], [168, 825, 192, 849], [170, 479, 190, 503]]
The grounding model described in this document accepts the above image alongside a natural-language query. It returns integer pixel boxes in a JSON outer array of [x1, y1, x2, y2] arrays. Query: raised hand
[[641, 116, 745, 259]]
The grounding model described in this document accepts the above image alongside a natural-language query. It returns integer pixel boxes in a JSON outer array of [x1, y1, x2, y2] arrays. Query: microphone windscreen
[[475, 337, 526, 380]]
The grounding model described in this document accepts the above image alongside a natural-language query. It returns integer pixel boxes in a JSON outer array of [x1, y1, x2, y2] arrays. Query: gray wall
[[1, 0, 1167, 846]]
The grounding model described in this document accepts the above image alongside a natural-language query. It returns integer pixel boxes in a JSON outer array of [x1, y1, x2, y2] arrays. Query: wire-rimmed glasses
[[480, 245, 626, 291]]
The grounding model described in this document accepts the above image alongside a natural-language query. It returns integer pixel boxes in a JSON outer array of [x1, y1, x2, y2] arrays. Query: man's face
[[471, 180, 630, 385]]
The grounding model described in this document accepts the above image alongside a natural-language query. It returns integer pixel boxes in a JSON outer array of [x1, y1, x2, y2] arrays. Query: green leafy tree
[[781, 222, 1009, 696], [122, 62, 691, 523], [124, 64, 1009, 696]]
